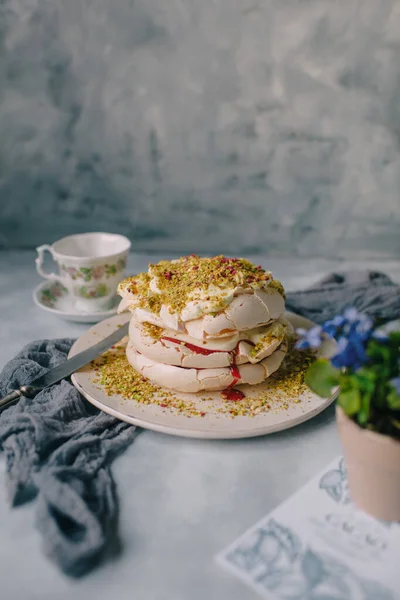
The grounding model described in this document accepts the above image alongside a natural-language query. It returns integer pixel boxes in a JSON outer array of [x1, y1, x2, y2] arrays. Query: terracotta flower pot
[[336, 405, 400, 521]]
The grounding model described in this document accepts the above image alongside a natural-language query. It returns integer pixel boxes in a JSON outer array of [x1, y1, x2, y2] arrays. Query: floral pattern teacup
[[35, 232, 131, 312]]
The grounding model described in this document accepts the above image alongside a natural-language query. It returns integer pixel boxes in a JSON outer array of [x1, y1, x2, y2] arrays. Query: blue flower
[[297, 307, 377, 371], [342, 312, 373, 342], [343, 307, 362, 322], [321, 308, 373, 342], [322, 315, 346, 338], [295, 326, 323, 350], [331, 334, 368, 371], [353, 318, 373, 340], [390, 377, 400, 395]]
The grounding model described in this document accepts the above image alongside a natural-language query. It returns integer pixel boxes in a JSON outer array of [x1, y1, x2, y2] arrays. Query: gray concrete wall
[[0, 0, 399, 258]]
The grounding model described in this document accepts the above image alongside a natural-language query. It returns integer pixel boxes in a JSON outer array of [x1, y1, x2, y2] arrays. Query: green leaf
[[387, 389, 400, 410], [305, 359, 340, 398], [354, 368, 376, 388], [366, 340, 391, 364], [338, 387, 361, 416], [357, 391, 372, 426], [389, 331, 400, 346]]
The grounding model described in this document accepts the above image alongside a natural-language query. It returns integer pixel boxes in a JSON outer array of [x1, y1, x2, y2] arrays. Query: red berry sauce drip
[[229, 363, 241, 386], [221, 351, 245, 401], [160, 335, 250, 402], [221, 388, 245, 401], [161, 337, 225, 356], [160, 337, 255, 359]]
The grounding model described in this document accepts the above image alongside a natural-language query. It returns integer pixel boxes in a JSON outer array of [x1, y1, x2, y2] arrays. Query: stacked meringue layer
[[118, 255, 290, 393]]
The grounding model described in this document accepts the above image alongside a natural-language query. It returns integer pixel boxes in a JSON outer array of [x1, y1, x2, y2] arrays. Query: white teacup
[[35, 232, 131, 312]]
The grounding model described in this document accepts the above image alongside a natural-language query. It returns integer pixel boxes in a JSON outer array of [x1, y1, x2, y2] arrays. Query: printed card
[[217, 456, 399, 599]]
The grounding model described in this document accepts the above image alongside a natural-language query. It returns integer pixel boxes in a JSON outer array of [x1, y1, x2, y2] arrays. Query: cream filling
[[126, 339, 288, 393], [119, 288, 285, 338], [147, 271, 273, 322], [128, 317, 290, 369]]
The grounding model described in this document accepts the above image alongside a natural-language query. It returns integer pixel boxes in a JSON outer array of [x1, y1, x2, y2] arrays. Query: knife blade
[[0, 320, 129, 411]]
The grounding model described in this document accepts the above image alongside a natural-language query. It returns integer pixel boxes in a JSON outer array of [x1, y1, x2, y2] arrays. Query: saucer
[[33, 281, 120, 323]]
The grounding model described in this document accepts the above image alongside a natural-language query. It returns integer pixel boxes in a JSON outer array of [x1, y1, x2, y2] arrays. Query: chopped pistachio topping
[[142, 322, 164, 340], [249, 322, 286, 358], [269, 279, 286, 299], [92, 340, 315, 419], [217, 347, 316, 417], [93, 347, 206, 417], [119, 255, 284, 315], [121, 272, 164, 313]]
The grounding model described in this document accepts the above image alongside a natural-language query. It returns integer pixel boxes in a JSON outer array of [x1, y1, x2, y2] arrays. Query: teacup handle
[[35, 245, 63, 283]]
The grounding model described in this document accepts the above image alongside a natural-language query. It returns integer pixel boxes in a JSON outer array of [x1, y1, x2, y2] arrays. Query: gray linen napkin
[[0, 271, 399, 577], [286, 271, 400, 325], [0, 339, 137, 577]]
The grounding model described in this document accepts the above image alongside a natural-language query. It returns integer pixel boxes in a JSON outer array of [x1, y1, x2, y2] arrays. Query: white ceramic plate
[[70, 312, 337, 439], [33, 281, 119, 324]]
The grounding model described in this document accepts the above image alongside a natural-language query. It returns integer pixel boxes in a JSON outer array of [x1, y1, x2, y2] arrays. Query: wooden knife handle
[[0, 386, 40, 412], [0, 389, 22, 411]]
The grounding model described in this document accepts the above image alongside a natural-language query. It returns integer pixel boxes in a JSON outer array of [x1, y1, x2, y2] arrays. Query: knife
[[0, 321, 129, 412]]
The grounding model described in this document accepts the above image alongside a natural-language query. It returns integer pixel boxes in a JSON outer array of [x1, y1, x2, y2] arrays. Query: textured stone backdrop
[[0, 0, 399, 257]]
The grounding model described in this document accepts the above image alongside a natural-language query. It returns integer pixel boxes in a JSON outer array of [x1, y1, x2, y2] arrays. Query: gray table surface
[[1, 251, 399, 600]]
